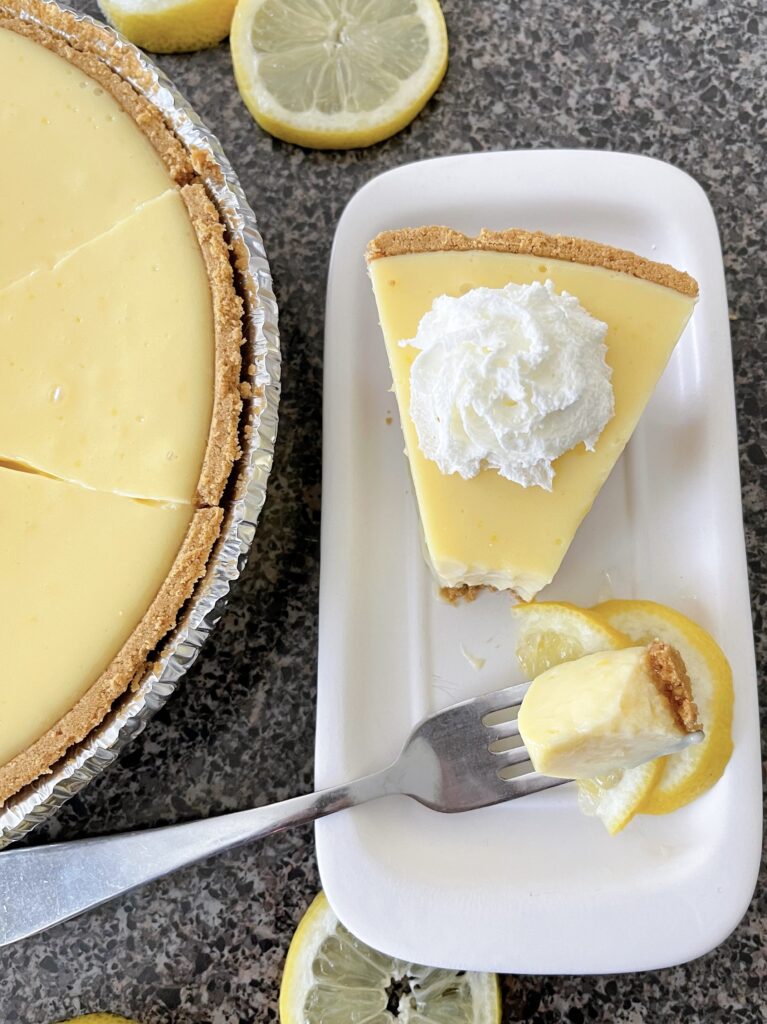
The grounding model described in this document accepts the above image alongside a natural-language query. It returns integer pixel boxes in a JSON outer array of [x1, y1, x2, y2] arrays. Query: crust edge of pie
[[366, 225, 699, 298], [0, 6, 245, 507], [182, 182, 244, 508]]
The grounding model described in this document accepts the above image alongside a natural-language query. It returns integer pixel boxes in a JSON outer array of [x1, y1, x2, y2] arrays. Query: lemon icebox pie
[[367, 227, 698, 601], [0, 0, 244, 804]]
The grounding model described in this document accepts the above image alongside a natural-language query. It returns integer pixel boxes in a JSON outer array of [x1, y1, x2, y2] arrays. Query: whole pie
[[0, 1, 244, 803], [368, 226, 698, 600]]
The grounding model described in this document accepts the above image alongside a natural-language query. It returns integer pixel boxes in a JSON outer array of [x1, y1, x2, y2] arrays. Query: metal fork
[[0, 680, 702, 946]]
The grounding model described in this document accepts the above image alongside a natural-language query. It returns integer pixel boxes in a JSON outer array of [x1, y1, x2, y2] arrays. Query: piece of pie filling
[[0, 25, 175, 290], [0, 466, 194, 769], [517, 646, 691, 779], [370, 251, 696, 598], [0, 188, 215, 504]]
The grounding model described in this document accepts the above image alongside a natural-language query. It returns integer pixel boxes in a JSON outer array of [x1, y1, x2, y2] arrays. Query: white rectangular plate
[[316, 150, 761, 974]]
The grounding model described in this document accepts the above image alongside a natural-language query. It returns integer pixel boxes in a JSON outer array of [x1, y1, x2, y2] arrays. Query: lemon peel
[[55, 1016, 140, 1024], [578, 760, 665, 835]]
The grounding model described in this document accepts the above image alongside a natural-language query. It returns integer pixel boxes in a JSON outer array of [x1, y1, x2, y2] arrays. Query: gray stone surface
[[2, 0, 765, 1021]]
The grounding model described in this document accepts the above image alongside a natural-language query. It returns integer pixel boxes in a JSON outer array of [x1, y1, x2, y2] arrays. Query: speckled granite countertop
[[2, 1, 765, 1021]]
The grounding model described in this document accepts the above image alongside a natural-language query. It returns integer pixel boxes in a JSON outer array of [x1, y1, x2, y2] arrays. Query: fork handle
[[0, 769, 393, 947]]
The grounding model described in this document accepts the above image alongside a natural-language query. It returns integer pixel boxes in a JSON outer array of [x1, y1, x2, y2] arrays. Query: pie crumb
[[441, 584, 484, 605], [645, 640, 702, 732]]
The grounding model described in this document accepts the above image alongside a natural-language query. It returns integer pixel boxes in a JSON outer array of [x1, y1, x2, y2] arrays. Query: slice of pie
[[0, 466, 221, 801], [367, 226, 698, 600], [0, 187, 239, 504], [0, 2, 245, 805]]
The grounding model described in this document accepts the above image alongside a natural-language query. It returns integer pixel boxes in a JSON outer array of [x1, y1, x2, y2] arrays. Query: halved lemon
[[230, 0, 449, 149], [592, 600, 734, 814], [98, 0, 237, 53], [512, 601, 663, 834], [279, 892, 501, 1024]]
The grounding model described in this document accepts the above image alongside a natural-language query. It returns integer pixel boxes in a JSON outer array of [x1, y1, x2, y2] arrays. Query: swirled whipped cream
[[404, 281, 614, 490]]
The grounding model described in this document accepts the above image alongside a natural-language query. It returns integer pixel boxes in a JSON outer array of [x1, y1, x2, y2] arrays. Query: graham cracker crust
[[645, 641, 702, 733], [0, 3, 247, 805], [182, 183, 244, 507], [441, 584, 486, 605], [366, 226, 699, 298]]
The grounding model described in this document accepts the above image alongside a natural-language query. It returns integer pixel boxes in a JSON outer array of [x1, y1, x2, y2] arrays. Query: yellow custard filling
[[0, 466, 193, 768], [0, 189, 215, 503], [0, 26, 174, 290]]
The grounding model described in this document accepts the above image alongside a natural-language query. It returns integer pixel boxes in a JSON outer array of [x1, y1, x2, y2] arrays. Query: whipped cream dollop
[[404, 280, 614, 489]]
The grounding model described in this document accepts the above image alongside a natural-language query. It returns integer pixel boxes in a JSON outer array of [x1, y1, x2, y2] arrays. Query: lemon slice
[[98, 0, 237, 53], [592, 600, 734, 814], [578, 760, 665, 835], [230, 0, 449, 149], [512, 600, 630, 677], [279, 892, 500, 1024], [512, 601, 662, 834]]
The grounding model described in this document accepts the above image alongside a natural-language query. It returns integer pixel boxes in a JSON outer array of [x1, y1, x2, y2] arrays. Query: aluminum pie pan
[[0, 0, 280, 849]]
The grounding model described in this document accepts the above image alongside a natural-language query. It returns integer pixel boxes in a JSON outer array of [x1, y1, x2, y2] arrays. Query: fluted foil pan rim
[[0, 1, 280, 848]]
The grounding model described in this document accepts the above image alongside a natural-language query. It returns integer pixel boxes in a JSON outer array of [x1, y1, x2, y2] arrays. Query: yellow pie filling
[[0, 467, 193, 769], [0, 189, 215, 504], [0, 26, 174, 289]]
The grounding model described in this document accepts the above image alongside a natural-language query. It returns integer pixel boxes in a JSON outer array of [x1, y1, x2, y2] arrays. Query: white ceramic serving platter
[[316, 150, 761, 974]]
